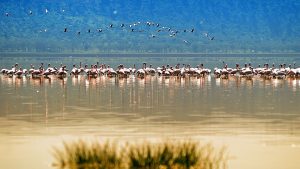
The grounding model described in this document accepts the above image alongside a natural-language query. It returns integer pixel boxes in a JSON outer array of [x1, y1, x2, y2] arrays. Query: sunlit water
[[0, 54, 300, 169]]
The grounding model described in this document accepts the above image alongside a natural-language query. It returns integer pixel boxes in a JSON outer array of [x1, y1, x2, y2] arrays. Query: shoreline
[[0, 52, 300, 57]]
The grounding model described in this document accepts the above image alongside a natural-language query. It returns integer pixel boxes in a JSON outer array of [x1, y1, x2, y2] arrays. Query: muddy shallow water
[[0, 54, 300, 169]]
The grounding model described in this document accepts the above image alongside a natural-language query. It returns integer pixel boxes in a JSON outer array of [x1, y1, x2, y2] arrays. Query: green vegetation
[[53, 140, 227, 169]]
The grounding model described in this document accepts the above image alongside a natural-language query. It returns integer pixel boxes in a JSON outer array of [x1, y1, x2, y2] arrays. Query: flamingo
[[28, 64, 35, 74], [220, 64, 229, 79], [116, 64, 127, 78], [158, 65, 171, 77], [241, 64, 253, 75], [180, 67, 186, 77], [31, 68, 42, 78], [144, 64, 156, 75], [260, 64, 272, 78], [253, 64, 263, 75], [272, 64, 286, 79], [107, 66, 117, 77], [99, 65, 108, 75], [6, 66, 16, 77], [70, 64, 80, 76], [22, 68, 28, 76], [15, 68, 23, 78], [186, 65, 196, 76], [131, 64, 137, 74], [228, 64, 240, 76], [123, 67, 131, 76], [157, 66, 163, 76], [84, 65, 91, 75], [199, 63, 211, 76], [1, 68, 8, 74], [172, 64, 181, 77], [42, 68, 52, 78], [136, 68, 145, 78], [167, 66, 174, 76], [57, 66, 67, 77], [89, 65, 98, 77], [45, 64, 57, 75], [214, 67, 221, 78], [288, 68, 298, 77]]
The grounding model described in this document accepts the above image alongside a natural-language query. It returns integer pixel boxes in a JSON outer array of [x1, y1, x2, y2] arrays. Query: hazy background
[[0, 0, 299, 53]]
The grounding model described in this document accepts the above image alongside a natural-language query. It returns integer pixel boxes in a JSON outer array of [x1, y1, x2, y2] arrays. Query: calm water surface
[[0, 54, 300, 169]]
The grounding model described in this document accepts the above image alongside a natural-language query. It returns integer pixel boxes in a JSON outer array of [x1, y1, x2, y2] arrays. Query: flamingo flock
[[3, 8, 215, 45], [213, 62, 300, 79], [1, 62, 300, 80]]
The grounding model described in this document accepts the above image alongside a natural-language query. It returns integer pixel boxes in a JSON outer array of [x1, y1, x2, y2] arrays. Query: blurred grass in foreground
[[53, 140, 227, 169]]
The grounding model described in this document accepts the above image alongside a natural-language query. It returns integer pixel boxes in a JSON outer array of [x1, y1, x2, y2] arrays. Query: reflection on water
[[1, 74, 300, 142]]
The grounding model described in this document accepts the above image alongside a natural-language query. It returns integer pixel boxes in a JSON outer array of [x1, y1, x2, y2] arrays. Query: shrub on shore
[[53, 140, 123, 169], [53, 140, 227, 169]]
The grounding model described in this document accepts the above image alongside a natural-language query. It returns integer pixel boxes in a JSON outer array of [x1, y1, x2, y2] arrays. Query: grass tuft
[[53, 140, 122, 169], [53, 139, 227, 169]]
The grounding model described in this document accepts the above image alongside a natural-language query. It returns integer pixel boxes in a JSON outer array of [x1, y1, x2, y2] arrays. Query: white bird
[[43, 69, 52, 77], [15, 68, 23, 77], [57, 67, 67, 77], [107, 67, 117, 77], [214, 68, 222, 77], [31, 69, 42, 78], [136, 69, 145, 78], [1, 68, 8, 74], [70, 65, 80, 76]]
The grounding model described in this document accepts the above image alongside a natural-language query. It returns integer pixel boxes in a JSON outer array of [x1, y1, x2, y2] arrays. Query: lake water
[[0, 54, 300, 169]]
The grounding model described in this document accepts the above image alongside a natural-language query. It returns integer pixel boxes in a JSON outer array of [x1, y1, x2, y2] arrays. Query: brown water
[[0, 54, 300, 169]]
